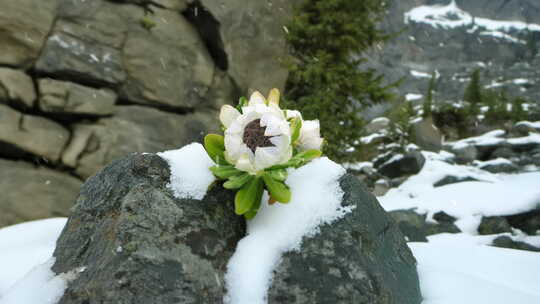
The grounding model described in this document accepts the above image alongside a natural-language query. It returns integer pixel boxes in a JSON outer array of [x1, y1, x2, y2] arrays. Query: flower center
[[243, 119, 275, 153]]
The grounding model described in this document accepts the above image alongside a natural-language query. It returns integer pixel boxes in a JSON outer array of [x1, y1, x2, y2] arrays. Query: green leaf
[[204, 134, 226, 164], [262, 174, 291, 203], [243, 185, 264, 220], [265, 169, 288, 182], [290, 117, 302, 144], [236, 96, 248, 112], [295, 149, 322, 163], [235, 177, 263, 215], [223, 173, 253, 190], [210, 165, 241, 179]]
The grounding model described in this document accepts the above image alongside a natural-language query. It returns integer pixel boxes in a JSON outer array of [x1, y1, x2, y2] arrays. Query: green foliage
[[283, 0, 397, 163], [463, 69, 482, 116], [140, 15, 157, 30], [422, 72, 437, 118], [484, 90, 508, 123], [432, 103, 472, 138], [387, 98, 414, 147], [511, 97, 527, 122]]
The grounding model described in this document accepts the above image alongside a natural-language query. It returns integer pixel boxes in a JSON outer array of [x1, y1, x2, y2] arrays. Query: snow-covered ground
[[1, 146, 539, 303]]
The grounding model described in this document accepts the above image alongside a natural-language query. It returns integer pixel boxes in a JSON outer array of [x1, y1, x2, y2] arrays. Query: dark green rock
[[478, 216, 512, 235], [268, 175, 422, 304], [491, 236, 540, 252], [52, 153, 244, 304]]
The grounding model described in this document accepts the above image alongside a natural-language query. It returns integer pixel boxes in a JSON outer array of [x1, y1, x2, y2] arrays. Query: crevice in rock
[[182, 0, 228, 71], [116, 97, 195, 115], [29, 68, 119, 91]]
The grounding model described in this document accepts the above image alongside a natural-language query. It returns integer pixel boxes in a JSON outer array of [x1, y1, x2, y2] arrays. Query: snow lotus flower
[[204, 89, 323, 219], [220, 90, 292, 175]]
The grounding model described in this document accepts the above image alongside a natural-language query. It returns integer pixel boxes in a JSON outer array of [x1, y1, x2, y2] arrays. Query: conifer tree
[[284, 0, 396, 162], [422, 72, 436, 118], [463, 69, 482, 116]]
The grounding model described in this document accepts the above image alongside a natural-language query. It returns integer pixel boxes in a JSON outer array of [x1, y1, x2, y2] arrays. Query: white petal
[[235, 153, 257, 174], [299, 137, 324, 151], [260, 114, 283, 136], [298, 120, 323, 151], [219, 105, 240, 128], [248, 91, 266, 106], [224, 133, 244, 160], [254, 146, 281, 171], [267, 88, 280, 106], [286, 110, 302, 120]]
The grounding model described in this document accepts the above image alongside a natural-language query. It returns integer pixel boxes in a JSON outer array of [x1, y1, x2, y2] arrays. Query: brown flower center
[[243, 119, 275, 153]]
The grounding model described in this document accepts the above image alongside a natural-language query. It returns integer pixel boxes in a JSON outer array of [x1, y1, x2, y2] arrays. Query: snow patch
[[224, 157, 352, 304], [0, 259, 81, 304], [410, 242, 540, 304], [158, 143, 216, 200], [380, 151, 540, 234], [406, 93, 424, 101], [0, 218, 66, 296]]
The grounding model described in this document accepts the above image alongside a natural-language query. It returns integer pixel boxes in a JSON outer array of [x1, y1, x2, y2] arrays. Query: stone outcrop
[[0, 104, 70, 162], [51, 153, 421, 303], [0, 68, 36, 108], [38, 78, 116, 116], [0, 0, 295, 227], [0, 159, 82, 227]]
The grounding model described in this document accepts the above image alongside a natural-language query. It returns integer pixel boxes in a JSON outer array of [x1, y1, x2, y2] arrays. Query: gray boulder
[[268, 176, 421, 304], [52, 153, 421, 303], [61, 106, 219, 178], [378, 152, 426, 179], [449, 144, 478, 164], [52, 153, 244, 304], [38, 78, 116, 116], [0, 104, 70, 162], [0, 0, 59, 67], [476, 159, 519, 174], [0, 68, 36, 108], [389, 209, 460, 243], [410, 117, 442, 152], [0, 159, 82, 228], [491, 236, 540, 252], [478, 216, 512, 235], [506, 209, 540, 236]]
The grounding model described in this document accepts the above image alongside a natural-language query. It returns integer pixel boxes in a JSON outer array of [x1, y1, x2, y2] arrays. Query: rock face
[[268, 175, 422, 304], [0, 159, 82, 227], [52, 153, 245, 304], [38, 78, 116, 116], [378, 152, 426, 179], [0, 104, 70, 162], [0, 68, 36, 108], [52, 153, 421, 303], [0, 0, 295, 227]]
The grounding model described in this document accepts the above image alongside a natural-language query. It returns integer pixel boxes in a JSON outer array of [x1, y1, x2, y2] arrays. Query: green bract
[[203, 89, 324, 219]]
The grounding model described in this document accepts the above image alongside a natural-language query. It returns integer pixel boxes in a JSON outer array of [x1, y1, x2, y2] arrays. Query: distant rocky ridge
[[0, 0, 299, 227], [369, 0, 540, 112]]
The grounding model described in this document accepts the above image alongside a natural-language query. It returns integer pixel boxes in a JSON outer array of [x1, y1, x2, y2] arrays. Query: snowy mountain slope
[[370, 0, 540, 105]]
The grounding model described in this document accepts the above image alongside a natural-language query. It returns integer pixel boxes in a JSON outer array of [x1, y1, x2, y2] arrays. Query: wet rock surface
[[52, 153, 245, 304], [268, 175, 422, 304]]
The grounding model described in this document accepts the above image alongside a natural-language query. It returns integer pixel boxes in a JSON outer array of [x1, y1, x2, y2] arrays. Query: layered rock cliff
[[0, 0, 298, 227]]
